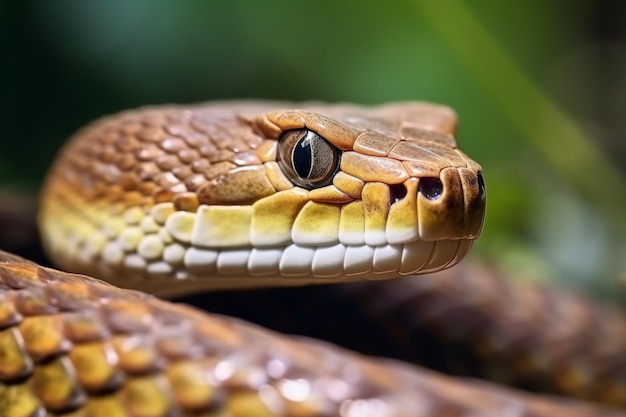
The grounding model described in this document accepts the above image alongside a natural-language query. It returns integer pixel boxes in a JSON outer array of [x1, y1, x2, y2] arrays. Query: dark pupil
[[278, 129, 339, 189], [293, 134, 313, 178]]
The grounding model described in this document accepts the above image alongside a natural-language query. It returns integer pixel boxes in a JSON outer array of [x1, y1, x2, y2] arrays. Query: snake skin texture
[[38, 102, 484, 296], [338, 263, 626, 405], [175, 263, 626, 408], [12, 101, 624, 415], [0, 250, 624, 417]]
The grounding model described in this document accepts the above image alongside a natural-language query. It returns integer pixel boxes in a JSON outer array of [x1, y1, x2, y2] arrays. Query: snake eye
[[277, 129, 341, 189], [418, 177, 443, 200]]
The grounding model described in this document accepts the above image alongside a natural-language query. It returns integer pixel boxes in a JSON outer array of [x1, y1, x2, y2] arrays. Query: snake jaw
[[40, 102, 485, 295]]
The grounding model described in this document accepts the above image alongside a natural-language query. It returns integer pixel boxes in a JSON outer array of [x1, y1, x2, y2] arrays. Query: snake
[[0, 101, 625, 416]]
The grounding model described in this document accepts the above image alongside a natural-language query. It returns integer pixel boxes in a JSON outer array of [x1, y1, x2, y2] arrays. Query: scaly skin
[[336, 263, 626, 406], [0, 250, 624, 417], [38, 102, 484, 296], [12, 101, 622, 414]]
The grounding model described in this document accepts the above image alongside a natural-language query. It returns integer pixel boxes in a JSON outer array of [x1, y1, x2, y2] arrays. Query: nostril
[[477, 172, 486, 201], [418, 177, 443, 200], [389, 183, 407, 204]]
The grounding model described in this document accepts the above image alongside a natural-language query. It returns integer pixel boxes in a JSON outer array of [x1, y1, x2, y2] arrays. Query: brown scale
[[43, 106, 253, 211], [42, 101, 480, 215]]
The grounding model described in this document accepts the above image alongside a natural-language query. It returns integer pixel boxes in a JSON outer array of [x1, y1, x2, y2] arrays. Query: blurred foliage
[[1, 0, 625, 298]]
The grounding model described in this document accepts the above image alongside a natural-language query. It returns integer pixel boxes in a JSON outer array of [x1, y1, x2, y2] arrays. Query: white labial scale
[[423, 240, 460, 272], [101, 218, 125, 240], [279, 245, 315, 277], [217, 250, 251, 275], [184, 247, 218, 274], [338, 231, 364, 246], [123, 207, 145, 225], [364, 230, 387, 247], [163, 243, 186, 265], [79, 233, 106, 264], [102, 242, 124, 266], [159, 229, 174, 245], [312, 244, 347, 278], [344, 245, 375, 276], [248, 248, 284, 276], [150, 202, 176, 225], [124, 254, 147, 271], [386, 227, 420, 246], [192, 205, 252, 248], [118, 227, 144, 251], [399, 241, 434, 275], [165, 211, 196, 243], [137, 234, 165, 261], [140, 216, 161, 233], [147, 261, 174, 275], [373, 245, 403, 274]]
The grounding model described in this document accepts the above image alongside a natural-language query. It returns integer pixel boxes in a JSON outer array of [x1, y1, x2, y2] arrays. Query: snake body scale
[[0, 101, 624, 416]]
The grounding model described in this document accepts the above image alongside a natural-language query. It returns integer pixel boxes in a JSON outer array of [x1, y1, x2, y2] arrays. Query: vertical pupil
[[293, 134, 312, 178]]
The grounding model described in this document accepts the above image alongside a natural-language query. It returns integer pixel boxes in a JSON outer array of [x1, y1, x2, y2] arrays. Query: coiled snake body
[[0, 102, 624, 416]]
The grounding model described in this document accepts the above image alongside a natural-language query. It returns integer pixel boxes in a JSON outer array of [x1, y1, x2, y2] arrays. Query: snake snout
[[416, 167, 486, 241]]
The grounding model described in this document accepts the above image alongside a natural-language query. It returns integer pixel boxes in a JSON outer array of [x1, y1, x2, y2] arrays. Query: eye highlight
[[277, 129, 341, 189]]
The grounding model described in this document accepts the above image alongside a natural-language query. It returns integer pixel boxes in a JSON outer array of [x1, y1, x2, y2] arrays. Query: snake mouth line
[[61, 239, 473, 297], [179, 239, 472, 280]]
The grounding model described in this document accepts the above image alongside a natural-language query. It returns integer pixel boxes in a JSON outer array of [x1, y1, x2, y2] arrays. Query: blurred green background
[[1, 0, 625, 298]]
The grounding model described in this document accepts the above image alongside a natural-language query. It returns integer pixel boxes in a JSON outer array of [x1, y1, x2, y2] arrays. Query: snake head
[[252, 103, 486, 277], [39, 102, 486, 296]]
